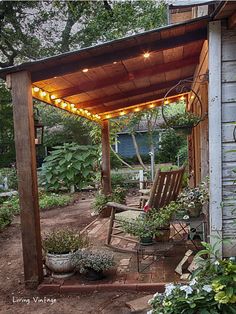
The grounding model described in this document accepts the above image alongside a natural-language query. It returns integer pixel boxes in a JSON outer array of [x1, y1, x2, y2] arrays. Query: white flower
[[214, 260, 220, 265], [165, 283, 176, 296], [183, 215, 189, 220], [147, 310, 153, 314], [202, 285, 212, 293], [153, 292, 160, 298], [180, 285, 193, 298], [189, 278, 197, 286], [148, 299, 153, 305]]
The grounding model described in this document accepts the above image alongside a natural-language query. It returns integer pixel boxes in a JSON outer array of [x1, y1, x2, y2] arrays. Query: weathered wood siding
[[221, 25, 236, 257]]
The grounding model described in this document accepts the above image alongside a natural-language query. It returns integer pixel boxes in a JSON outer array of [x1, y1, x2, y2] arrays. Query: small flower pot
[[188, 203, 202, 218], [172, 126, 193, 136], [83, 268, 105, 281], [140, 236, 153, 245], [45, 252, 75, 278]]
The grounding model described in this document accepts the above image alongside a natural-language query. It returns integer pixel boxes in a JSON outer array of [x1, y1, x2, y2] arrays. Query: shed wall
[[221, 25, 236, 257]]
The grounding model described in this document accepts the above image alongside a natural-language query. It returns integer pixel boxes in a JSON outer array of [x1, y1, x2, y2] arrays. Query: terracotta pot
[[45, 252, 75, 278], [188, 203, 202, 218], [155, 227, 170, 242]]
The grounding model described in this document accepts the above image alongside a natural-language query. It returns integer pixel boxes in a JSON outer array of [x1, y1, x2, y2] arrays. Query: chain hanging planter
[[161, 79, 204, 136]]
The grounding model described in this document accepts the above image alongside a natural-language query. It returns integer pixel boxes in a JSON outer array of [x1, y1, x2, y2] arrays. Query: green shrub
[[38, 192, 72, 209], [40, 143, 98, 191], [111, 172, 137, 189]]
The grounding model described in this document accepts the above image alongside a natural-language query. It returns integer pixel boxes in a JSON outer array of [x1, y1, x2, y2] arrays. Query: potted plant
[[177, 180, 208, 217], [164, 111, 202, 136], [72, 249, 115, 280], [120, 202, 181, 244], [42, 228, 89, 278]]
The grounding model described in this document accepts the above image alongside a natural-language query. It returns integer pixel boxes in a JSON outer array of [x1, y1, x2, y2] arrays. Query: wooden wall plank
[[222, 82, 236, 103], [222, 123, 236, 143], [11, 71, 43, 288], [222, 27, 236, 61], [222, 103, 236, 122], [222, 61, 236, 83]]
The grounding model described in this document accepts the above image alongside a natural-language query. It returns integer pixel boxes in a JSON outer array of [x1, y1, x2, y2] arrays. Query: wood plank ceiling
[[0, 17, 209, 123]]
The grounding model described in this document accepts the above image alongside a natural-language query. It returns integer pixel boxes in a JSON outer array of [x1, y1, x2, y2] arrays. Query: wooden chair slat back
[[148, 166, 185, 210]]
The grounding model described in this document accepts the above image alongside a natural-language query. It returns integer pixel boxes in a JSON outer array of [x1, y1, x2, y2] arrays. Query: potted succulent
[[42, 228, 89, 278], [72, 249, 115, 280], [177, 180, 208, 217]]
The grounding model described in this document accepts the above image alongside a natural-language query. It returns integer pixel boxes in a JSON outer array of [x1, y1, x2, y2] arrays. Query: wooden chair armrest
[[106, 202, 142, 212]]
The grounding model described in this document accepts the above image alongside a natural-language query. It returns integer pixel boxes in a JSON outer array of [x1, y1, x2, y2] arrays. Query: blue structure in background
[[116, 131, 159, 158]]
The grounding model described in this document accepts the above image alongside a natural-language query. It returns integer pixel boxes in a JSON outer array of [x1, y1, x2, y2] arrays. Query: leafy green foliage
[[0, 167, 17, 190], [149, 242, 236, 314], [157, 129, 187, 163], [120, 201, 181, 238], [0, 83, 15, 167], [42, 228, 89, 254], [40, 143, 98, 191], [92, 187, 126, 214]]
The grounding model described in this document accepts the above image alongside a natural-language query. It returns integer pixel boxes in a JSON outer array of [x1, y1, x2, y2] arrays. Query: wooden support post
[[208, 21, 222, 257], [200, 83, 209, 180], [11, 71, 43, 288], [101, 119, 112, 195]]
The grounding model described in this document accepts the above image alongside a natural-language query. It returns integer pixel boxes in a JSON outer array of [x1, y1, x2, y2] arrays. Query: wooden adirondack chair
[[106, 166, 185, 252]]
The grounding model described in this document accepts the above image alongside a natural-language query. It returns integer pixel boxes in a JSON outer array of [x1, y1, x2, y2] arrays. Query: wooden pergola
[[0, 16, 209, 288]]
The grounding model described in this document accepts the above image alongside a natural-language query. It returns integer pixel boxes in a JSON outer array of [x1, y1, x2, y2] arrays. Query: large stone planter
[[45, 252, 75, 278]]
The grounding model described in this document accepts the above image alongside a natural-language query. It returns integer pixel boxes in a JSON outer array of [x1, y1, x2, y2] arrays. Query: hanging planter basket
[[161, 79, 205, 136]]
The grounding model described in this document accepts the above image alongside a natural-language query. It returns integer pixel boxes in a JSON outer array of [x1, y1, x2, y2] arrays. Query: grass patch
[[0, 192, 73, 231]]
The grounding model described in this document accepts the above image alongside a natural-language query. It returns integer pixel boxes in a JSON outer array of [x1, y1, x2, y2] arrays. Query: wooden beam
[[228, 11, 236, 29], [11, 71, 43, 288], [32, 29, 206, 82], [94, 88, 189, 114], [101, 120, 112, 195], [79, 78, 191, 110], [208, 21, 222, 257], [53, 56, 198, 99]]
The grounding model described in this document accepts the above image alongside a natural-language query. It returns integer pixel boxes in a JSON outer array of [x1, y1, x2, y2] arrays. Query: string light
[[143, 52, 150, 59], [41, 91, 47, 97], [33, 87, 40, 92], [55, 99, 62, 104], [134, 108, 140, 112], [180, 96, 185, 101], [61, 102, 67, 108], [164, 100, 169, 105], [149, 104, 155, 108], [120, 111, 125, 116], [50, 94, 56, 100], [82, 68, 88, 73], [190, 95, 195, 99]]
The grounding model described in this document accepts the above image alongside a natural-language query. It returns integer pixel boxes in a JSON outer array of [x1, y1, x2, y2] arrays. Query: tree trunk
[[131, 133, 147, 170], [110, 145, 134, 169]]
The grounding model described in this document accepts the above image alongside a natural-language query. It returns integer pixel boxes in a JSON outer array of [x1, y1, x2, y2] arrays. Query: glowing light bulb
[[180, 96, 185, 101], [120, 111, 125, 116], [55, 99, 62, 104], [164, 100, 169, 105], [106, 114, 111, 119], [82, 68, 88, 73], [50, 94, 56, 100], [149, 104, 155, 108], [134, 108, 140, 112], [61, 102, 67, 108], [33, 87, 40, 92], [190, 95, 195, 99], [113, 61, 117, 64], [41, 91, 47, 97], [143, 52, 150, 59]]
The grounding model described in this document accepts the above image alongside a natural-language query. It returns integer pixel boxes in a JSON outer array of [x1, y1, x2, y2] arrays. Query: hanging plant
[[161, 79, 204, 136]]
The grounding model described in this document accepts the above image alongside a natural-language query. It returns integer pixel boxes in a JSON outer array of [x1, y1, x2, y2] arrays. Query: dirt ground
[[0, 192, 149, 314]]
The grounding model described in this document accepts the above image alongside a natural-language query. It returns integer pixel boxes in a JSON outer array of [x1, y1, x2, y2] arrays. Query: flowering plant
[[177, 180, 209, 210], [148, 242, 236, 314], [72, 249, 115, 273]]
